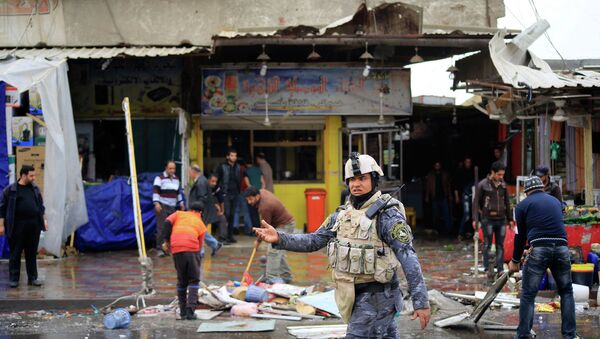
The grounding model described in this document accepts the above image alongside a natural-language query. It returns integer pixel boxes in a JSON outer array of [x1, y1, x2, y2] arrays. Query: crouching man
[[163, 201, 206, 320], [254, 152, 430, 338]]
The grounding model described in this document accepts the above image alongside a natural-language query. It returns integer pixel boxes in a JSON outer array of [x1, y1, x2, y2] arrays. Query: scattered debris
[[267, 283, 310, 298], [230, 303, 258, 317], [197, 320, 276, 333], [298, 290, 341, 318], [427, 290, 468, 312], [194, 310, 223, 320], [287, 324, 347, 338], [535, 302, 560, 313], [251, 313, 302, 321]]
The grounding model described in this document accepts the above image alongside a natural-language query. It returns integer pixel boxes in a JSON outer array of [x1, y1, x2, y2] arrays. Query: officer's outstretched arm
[[379, 210, 430, 312], [270, 213, 337, 253]]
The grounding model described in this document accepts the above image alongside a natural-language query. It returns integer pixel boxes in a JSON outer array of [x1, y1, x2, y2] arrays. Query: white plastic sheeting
[[0, 58, 88, 256], [490, 21, 600, 89]]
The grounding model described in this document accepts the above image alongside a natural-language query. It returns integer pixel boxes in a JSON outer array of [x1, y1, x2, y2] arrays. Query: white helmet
[[344, 152, 384, 180]]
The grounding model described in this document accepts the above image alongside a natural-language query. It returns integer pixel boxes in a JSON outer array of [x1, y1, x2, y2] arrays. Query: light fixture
[[263, 93, 271, 127], [552, 100, 568, 122], [447, 65, 459, 80], [360, 42, 374, 78], [101, 58, 111, 71], [363, 64, 371, 77], [409, 47, 424, 63], [257, 44, 270, 77], [307, 44, 321, 61], [260, 63, 268, 77]]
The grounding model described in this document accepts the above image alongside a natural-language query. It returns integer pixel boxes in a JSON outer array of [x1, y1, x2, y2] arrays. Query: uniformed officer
[[254, 152, 430, 338]]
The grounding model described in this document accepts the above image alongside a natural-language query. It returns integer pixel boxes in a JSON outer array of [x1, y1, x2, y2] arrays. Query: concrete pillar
[[324, 115, 343, 214]]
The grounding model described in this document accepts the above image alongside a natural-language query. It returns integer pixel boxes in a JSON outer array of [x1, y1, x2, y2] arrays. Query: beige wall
[[0, 0, 504, 47]]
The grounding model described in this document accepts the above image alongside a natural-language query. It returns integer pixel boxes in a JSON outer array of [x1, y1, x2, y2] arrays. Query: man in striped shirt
[[153, 160, 184, 256]]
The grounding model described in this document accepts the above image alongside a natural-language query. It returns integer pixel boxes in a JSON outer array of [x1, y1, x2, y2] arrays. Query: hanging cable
[[528, 0, 568, 71], [8, 0, 38, 57]]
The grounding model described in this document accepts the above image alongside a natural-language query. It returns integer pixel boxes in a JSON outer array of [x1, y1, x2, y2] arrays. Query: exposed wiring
[[8, 0, 38, 56], [528, 0, 568, 71], [104, 0, 126, 43]]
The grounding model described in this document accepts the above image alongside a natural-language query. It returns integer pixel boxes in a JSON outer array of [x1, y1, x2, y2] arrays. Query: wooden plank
[[252, 313, 302, 321]]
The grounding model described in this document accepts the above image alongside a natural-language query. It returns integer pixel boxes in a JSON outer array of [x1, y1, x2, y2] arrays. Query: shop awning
[[0, 46, 209, 59]]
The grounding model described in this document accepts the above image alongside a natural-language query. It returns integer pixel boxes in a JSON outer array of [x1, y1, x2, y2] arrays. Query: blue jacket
[[0, 182, 45, 239], [512, 190, 567, 262]]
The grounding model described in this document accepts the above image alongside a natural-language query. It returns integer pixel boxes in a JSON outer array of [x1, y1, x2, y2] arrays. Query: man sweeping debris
[[243, 186, 295, 284], [509, 176, 578, 339], [162, 201, 207, 320], [254, 152, 430, 338]]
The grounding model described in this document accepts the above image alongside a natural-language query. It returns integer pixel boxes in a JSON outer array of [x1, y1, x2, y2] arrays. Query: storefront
[[193, 66, 413, 229]]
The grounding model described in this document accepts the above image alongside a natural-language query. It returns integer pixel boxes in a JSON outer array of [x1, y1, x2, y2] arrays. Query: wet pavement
[[0, 235, 488, 301], [1, 234, 599, 338]]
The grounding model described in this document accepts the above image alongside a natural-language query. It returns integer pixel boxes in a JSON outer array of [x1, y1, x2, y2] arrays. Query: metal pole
[[362, 133, 367, 154], [388, 132, 392, 179], [378, 133, 383, 171], [400, 137, 403, 184], [348, 132, 352, 158], [521, 120, 526, 175], [122, 98, 147, 259]]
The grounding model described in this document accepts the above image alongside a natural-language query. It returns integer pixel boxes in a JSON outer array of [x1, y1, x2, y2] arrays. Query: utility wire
[[9, 0, 38, 56], [528, 0, 568, 71]]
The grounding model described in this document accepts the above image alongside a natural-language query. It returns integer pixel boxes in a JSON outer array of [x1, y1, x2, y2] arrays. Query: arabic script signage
[[201, 68, 411, 115]]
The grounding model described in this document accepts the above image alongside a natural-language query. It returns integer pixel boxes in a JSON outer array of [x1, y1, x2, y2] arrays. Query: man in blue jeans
[[473, 161, 513, 281], [509, 176, 578, 339]]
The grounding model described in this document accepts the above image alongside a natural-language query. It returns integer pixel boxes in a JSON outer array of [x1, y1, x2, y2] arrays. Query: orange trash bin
[[305, 188, 327, 233]]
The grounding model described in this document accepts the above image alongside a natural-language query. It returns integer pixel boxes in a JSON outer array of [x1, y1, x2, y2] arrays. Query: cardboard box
[[16, 146, 45, 194], [12, 116, 34, 146]]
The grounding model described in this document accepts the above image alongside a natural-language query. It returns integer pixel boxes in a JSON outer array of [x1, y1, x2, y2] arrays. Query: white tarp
[[0, 57, 88, 256]]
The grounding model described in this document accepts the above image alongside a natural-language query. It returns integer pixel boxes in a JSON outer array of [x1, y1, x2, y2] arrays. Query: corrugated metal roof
[[0, 46, 207, 59], [489, 28, 600, 89]]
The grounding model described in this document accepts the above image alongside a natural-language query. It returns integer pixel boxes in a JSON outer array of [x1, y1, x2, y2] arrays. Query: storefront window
[[203, 129, 323, 182]]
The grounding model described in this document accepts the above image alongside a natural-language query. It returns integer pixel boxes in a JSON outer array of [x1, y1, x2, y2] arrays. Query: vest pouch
[[327, 241, 337, 268], [348, 248, 363, 274], [374, 255, 395, 283], [363, 248, 375, 274], [336, 244, 350, 272]]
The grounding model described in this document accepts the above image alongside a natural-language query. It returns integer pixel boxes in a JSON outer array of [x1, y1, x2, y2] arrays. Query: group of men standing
[[152, 149, 274, 257]]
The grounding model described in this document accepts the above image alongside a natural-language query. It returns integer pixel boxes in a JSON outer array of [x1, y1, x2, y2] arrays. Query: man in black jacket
[[188, 164, 222, 256], [472, 161, 513, 280], [216, 149, 240, 243], [0, 165, 48, 288]]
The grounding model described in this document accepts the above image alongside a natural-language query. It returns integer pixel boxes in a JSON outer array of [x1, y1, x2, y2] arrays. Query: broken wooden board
[[298, 290, 341, 318], [197, 320, 276, 333], [288, 324, 347, 338]]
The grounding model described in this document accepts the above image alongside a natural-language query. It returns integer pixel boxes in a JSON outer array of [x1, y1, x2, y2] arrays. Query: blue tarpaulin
[[75, 174, 161, 252], [0, 82, 10, 258]]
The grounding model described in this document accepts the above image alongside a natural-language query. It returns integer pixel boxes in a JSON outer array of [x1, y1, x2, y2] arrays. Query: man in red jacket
[[162, 201, 206, 320]]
